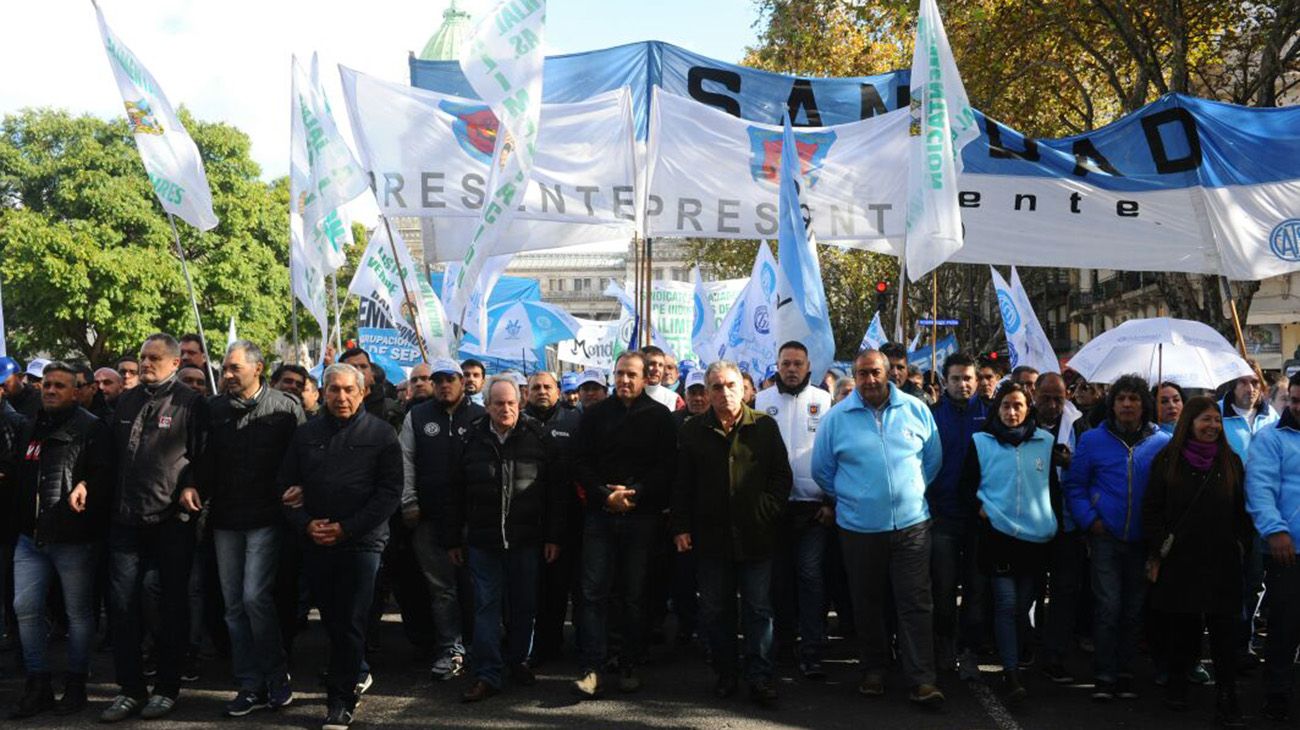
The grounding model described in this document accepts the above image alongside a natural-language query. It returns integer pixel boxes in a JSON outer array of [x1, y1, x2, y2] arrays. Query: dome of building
[[419, 1, 473, 61]]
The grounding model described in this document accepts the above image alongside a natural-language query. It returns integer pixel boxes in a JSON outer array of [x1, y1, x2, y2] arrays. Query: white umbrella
[[1066, 317, 1253, 389]]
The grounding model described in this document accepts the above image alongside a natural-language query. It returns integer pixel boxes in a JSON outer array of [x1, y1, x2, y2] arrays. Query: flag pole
[[167, 213, 217, 394], [1220, 276, 1249, 359], [380, 215, 430, 364], [931, 268, 939, 376], [895, 259, 908, 343], [643, 237, 654, 348], [330, 272, 344, 353]]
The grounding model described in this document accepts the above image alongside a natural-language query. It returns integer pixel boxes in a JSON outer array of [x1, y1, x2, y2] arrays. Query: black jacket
[[8, 384, 40, 419], [671, 406, 792, 562], [364, 386, 404, 431], [439, 415, 567, 550], [403, 396, 486, 518], [573, 391, 677, 515], [279, 410, 402, 552], [15, 407, 111, 544], [202, 385, 305, 531], [524, 402, 581, 543], [0, 403, 28, 545], [110, 376, 208, 526], [1141, 446, 1252, 615]]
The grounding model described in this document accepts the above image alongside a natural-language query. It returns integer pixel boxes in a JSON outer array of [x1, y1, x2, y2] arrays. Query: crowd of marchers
[[0, 333, 1298, 730]]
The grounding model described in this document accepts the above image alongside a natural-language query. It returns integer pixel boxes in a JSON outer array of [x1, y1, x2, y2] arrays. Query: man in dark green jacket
[[671, 360, 792, 707]]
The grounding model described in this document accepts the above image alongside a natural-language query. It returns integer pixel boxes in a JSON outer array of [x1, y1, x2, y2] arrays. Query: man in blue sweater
[[926, 352, 988, 676], [1064, 374, 1169, 702], [812, 350, 944, 706]]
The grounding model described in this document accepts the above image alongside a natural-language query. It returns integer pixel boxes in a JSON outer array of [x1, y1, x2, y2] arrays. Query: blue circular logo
[[753, 305, 770, 335], [1269, 219, 1300, 262], [760, 263, 777, 297], [997, 290, 1021, 334], [1006, 340, 1020, 368]]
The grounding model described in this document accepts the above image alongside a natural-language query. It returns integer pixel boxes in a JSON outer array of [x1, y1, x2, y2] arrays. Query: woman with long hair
[[1141, 396, 1252, 726], [961, 382, 1058, 704]]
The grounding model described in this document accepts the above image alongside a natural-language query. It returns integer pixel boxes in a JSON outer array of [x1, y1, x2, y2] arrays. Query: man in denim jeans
[[201, 341, 304, 717], [8, 362, 109, 719], [1064, 374, 1169, 701], [572, 352, 677, 698]]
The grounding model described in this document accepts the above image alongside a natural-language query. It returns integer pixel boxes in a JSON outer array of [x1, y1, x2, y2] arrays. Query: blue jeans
[[214, 527, 287, 692], [411, 521, 465, 658], [13, 535, 99, 675], [929, 515, 975, 666], [109, 518, 195, 698], [578, 512, 657, 671], [991, 573, 1035, 672], [467, 545, 540, 689], [773, 504, 828, 661], [1088, 532, 1147, 682], [305, 548, 380, 708], [698, 556, 775, 683]]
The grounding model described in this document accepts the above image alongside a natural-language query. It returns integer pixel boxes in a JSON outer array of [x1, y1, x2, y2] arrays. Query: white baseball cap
[[686, 370, 706, 390], [578, 369, 606, 387]]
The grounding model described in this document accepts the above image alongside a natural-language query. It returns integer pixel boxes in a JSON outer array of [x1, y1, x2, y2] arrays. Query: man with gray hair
[[279, 362, 401, 730], [199, 341, 304, 717], [673, 360, 792, 706], [101, 333, 209, 723]]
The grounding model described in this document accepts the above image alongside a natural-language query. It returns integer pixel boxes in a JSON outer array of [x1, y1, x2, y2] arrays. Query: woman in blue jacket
[[961, 382, 1058, 704]]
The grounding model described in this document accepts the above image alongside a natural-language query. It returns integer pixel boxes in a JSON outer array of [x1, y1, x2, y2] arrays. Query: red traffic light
[[989, 351, 999, 359], [875, 281, 888, 293]]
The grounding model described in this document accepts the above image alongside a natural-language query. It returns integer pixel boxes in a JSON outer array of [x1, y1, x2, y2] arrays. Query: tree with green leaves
[[0, 107, 290, 366]]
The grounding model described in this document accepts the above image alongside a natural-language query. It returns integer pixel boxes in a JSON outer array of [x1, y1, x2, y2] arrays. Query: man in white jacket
[[755, 341, 833, 679]]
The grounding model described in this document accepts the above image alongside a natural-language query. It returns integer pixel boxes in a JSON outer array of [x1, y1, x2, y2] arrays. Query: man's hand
[[1090, 519, 1107, 537], [401, 506, 420, 530], [815, 504, 835, 527], [282, 486, 304, 509], [323, 345, 336, 365], [1145, 557, 1161, 584], [673, 533, 692, 553], [448, 547, 465, 566], [605, 485, 637, 513], [544, 543, 561, 564], [1268, 532, 1296, 567], [68, 482, 89, 513], [308, 519, 344, 547], [179, 487, 202, 513]]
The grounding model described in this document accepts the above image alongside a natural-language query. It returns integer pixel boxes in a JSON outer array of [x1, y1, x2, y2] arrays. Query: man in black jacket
[[400, 358, 483, 682], [340, 347, 402, 430], [279, 362, 401, 730], [8, 362, 109, 719], [525, 371, 582, 666], [202, 341, 304, 717], [100, 333, 208, 723], [572, 352, 677, 698], [442, 375, 565, 702]]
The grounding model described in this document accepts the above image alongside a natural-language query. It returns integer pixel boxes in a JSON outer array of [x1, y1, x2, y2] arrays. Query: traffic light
[[874, 280, 889, 311]]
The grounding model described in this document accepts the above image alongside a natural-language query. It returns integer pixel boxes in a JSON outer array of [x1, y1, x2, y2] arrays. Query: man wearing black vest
[[400, 358, 483, 681], [100, 333, 208, 723]]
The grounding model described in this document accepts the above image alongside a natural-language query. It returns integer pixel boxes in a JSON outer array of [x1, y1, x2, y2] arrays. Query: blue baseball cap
[[0, 357, 19, 382], [560, 372, 578, 392]]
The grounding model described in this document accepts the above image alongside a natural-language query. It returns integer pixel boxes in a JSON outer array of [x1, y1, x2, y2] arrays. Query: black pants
[[1161, 610, 1236, 700], [108, 518, 195, 698], [1264, 557, 1300, 696], [306, 548, 380, 709], [534, 535, 582, 661]]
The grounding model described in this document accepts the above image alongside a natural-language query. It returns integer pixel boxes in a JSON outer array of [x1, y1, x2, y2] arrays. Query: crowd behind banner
[[1, 332, 1298, 730]]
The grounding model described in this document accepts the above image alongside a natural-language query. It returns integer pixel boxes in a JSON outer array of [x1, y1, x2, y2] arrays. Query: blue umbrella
[[484, 300, 581, 358]]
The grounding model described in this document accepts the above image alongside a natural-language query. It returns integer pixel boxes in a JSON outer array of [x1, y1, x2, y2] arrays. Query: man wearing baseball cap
[[398, 358, 483, 682], [576, 370, 608, 411], [0, 357, 40, 418], [560, 373, 580, 410]]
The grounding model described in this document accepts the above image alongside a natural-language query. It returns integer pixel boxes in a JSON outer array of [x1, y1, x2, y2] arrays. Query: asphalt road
[[0, 613, 1291, 729]]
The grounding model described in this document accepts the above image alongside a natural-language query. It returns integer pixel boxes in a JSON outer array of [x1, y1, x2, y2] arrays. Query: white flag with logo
[[647, 88, 908, 245], [348, 225, 449, 361], [701, 242, 780, 377], [291, 54, 368, 273], [903, 0, 979, 281], [93, 3, 217, 231], [339, 67, 636, 262], [990, 266, 1059, 374], [449, 0, 547, 329]]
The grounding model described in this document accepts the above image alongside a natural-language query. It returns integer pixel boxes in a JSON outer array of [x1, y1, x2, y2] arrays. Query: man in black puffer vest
[[400, 358, 484, 682], [523, 371, 581, 666], [8, 362, 109, 719], [442, 375, 567, 703], [200, 341, 304, 717], [101, 333, 208, 724]]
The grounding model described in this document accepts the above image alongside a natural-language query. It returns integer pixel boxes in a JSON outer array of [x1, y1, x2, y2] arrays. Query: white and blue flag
[[773, 114, 837, 382], [989, 266, 1060, 374], [859, 312, 890, 353]]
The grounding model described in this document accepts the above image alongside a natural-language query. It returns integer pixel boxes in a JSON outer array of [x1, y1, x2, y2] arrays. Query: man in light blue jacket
[[1246, 380, 1300, 722], [812, 350, 943, 706]]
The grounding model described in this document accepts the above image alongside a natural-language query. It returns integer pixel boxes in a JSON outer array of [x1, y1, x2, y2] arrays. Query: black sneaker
[[223, 690, 269, 718], [1115, 676, 1139, 699], [180, 656, 200, 683], [354, 671, 373, 697], [1091, 681, 1116, 701], [749, 679, 778, 708], [510, 663, 537, 687], [1041, 663, 1075, 684], [322, 702, 353, 730], [799, 659, 827, 680]]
